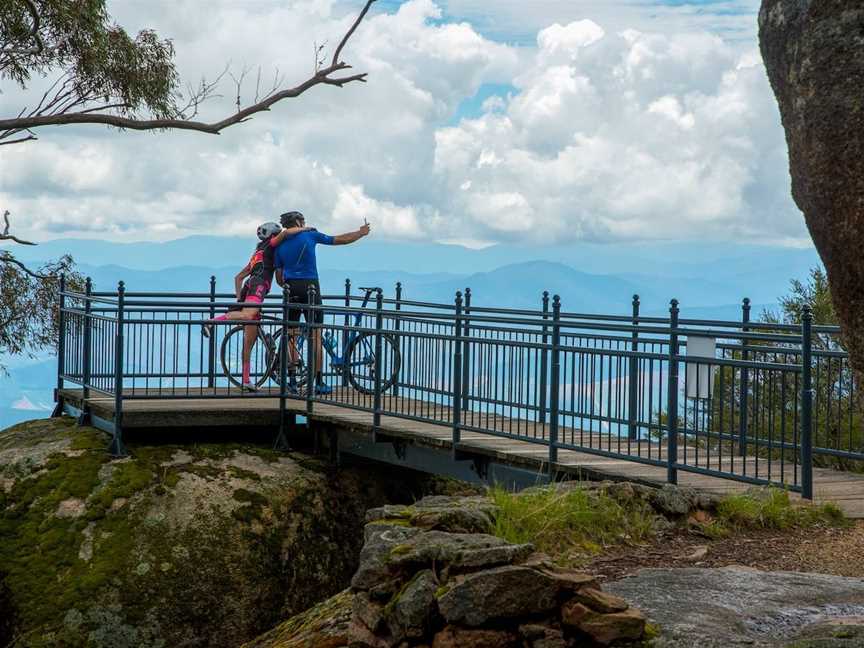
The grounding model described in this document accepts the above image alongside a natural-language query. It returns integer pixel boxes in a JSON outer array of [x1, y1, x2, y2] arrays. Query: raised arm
[[332, 223, 371, 245]]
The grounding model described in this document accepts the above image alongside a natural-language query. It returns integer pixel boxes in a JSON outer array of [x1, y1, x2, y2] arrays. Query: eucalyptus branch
[[0, 0, 44, 56], [0, 251, 50, 279], [0, 0, 378, 142]]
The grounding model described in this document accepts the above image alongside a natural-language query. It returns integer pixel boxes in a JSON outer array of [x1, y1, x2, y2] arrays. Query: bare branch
[[1, 0, 45, 57], [1, 210, 37, 245], [0, 251, 51, 279], [0, 134, 37, 145], [0, 0, 378, 142], [332, 0, 376, 68], [322, 73, 369, 87]]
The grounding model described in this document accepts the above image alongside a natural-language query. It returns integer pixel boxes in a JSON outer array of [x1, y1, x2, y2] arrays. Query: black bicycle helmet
[[279, 211, 304, 228]]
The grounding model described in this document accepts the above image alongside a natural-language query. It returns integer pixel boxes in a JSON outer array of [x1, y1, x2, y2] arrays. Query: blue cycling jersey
[[274, 230, 335, 280]]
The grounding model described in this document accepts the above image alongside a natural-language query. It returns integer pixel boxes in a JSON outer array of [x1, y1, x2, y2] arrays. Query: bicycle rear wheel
[[220, 323, 278, 389], [345, 333, 401, 395]]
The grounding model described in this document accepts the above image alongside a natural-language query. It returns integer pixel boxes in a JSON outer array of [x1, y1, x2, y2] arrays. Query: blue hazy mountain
[[8, 235, 821, 281]]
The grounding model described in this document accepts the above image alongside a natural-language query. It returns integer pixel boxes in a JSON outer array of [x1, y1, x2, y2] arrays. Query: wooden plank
[[57, 388, 864, 518]]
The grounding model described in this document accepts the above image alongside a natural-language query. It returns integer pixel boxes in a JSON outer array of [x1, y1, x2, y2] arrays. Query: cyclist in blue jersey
[[275, 210, 371, 394]]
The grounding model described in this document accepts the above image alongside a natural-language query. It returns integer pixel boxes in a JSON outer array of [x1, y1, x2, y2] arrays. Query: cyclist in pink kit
[[205, 221, 311, 390]]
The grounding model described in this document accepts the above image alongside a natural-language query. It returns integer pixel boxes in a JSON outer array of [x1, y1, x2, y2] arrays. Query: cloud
[[0, 0, 805, 250], [433, 18, 805, 244]]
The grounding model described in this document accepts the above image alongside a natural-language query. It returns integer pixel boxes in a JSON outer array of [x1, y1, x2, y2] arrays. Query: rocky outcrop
[[0, 417, 437, 647], [608, 567, 864, 647], [758, 1, 864, 384], [250, 496, 647, 647]]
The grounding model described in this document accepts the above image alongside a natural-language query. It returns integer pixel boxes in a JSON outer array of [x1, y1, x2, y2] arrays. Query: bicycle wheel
[[345, 333, 401, 395], [265, 329, 309, 391], [220, 323, 277, 388]]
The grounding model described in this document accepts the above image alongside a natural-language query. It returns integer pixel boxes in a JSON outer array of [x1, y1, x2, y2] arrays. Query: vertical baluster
[[739, 297, 751, 456], [452, 291, 463, 446], [393, 281, 402, 399], [548, 296, 561, 479], [373, 288, 384, 440], [306, 284, 316, 417], [110, 281, 128, 457], [628, 294, 640, 440], [667, 299, 680, 485], [342, 278, 351, 387], [275, 283, 291, 451], [461, 287, 471, 420], [538, 292, 550, 429], [53, 274, 67, 417], [208, 275, 216, 390], [79, 278, 93, 425], [801, 306, 814, 499]]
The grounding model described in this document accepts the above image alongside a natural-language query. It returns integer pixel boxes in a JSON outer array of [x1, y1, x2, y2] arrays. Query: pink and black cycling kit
[[241, 237, 279, 308]]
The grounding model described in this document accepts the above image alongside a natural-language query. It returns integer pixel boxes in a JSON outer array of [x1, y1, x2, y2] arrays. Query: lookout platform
[[58, 387, 864, 518]]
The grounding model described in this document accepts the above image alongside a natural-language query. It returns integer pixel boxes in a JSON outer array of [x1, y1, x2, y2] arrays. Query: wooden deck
[[59, 387, 864, 517]]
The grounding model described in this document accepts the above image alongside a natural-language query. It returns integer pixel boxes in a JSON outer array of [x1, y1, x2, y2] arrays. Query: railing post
[[628, 294, 640, 440], [208, 275, 216, 389], [801, 306, 814, 499], [373, 288, 384, 441], [538, 292, 550, 427], [393, 281, 402, 399], [452, 291, 463, 446], [78, 277, 93, 425], [275, 282, 291, 451], [109, 281, 128, 457], [342, 278, 351, 387], [52, 274, 67, 418], [460, 287, 471, 413], [548, 295, 561, 479], [739, 297, 751, 456], [666, 299, 680, 485], [306, 283, 316, 418]]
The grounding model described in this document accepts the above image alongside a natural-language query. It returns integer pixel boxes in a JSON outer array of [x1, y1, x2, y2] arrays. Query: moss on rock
[[0, 417, 424, 647]]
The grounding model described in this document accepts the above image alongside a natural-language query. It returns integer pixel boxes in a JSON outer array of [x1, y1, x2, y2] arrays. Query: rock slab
[[608, 566, 864, 647]]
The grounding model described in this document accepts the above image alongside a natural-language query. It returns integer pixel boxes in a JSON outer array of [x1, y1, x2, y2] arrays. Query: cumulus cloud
[[433, 18, 804, 244], [0, 0, 805, 248]]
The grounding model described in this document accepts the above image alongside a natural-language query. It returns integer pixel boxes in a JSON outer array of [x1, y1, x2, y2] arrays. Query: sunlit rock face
[[0, 417, 416, 648], [759, 1, 864, 386]]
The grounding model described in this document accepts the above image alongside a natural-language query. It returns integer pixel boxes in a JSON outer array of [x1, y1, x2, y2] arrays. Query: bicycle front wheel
[[220, 323, 278, 389], [345, 333, 401, 395]]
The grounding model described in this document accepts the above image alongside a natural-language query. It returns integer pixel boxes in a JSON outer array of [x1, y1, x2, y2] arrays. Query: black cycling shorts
[[286, 279, 323, 324]]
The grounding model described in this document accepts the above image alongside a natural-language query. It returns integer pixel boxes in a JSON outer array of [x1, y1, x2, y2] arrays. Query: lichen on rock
[[0, 417, 426, 647]]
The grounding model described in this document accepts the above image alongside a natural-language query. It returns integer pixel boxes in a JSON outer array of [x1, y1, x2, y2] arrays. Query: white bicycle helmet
[[257, 221, 281, 241]]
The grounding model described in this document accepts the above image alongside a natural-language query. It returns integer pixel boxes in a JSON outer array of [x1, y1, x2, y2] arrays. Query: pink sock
[[242, 361, 251, 385], [214, 314, 228, 322]]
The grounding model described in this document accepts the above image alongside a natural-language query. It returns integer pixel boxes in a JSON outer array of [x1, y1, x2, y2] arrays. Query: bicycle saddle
[[357, 286, 381, 292]]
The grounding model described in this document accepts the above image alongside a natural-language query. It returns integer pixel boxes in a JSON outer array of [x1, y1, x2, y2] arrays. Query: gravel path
[[585, 521, 864, 583]]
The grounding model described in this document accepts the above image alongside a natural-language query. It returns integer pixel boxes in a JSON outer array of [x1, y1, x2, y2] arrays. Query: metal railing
[[55, 277, 864, 498]]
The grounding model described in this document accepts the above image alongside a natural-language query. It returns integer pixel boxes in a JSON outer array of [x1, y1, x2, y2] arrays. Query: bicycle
[[218, 286, 401, 394]]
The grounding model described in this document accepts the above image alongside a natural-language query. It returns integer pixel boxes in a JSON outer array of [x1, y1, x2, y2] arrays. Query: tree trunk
[[758, 2, 864, 387]]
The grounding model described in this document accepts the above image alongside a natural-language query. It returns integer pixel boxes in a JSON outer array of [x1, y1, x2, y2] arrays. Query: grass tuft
[[490, 484, 656, 564], [716, 488, 848, 531]]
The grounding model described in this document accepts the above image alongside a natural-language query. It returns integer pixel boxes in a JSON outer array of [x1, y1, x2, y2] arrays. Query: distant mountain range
[[1, 235, 816, 429], [9, 234, 819, 300]]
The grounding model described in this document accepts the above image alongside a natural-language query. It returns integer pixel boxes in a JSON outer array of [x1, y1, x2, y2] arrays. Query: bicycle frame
[[267, 287, 378, 374]]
